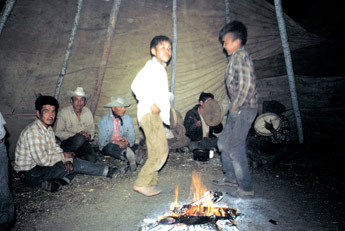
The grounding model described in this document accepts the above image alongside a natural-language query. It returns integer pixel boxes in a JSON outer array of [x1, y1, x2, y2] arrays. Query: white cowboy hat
[[67, 87, 91, 100], [104, 96, 131, 108]]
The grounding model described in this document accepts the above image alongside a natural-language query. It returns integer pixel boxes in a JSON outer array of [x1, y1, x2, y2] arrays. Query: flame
[[167, 171, 228, 218]]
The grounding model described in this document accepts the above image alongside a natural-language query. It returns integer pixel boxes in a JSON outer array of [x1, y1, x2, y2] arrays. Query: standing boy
[[213, 21, 258, 197], [131, 35, 172, 196]]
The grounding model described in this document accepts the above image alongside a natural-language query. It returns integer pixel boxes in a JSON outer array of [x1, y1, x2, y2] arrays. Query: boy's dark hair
[[35, 94, 59, 112], [219, 20, 247, 47], [199, 92, 214, 103], [150, 35, 172, 57]]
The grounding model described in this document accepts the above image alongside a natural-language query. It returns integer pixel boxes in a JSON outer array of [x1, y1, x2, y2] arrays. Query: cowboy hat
[[67, 87, 91, 100], [104, 96, 131, 108]]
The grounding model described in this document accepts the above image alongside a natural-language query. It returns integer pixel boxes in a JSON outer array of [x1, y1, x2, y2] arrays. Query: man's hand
[[64, 152, 75, 158], [150, 104, 161, 114], [64, 161, 73, 174], [112, 138, 129, 149], [195, 120, 202, 127], [264, 120, 276, 133], [230, 107, 239, 113], [80, 131, 91, 141]]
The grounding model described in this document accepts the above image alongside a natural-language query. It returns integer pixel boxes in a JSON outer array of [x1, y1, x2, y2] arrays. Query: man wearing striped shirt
[[213, 21, 258, 198], [14, 95, 126, 193]]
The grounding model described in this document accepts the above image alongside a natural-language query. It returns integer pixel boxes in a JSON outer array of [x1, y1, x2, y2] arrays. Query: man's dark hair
[[263, 100, 286, 114], [219, 20, 247, 47], [35, 94, 59, 112], [150, 35, 172, 57], [199, 92, 214, 103]]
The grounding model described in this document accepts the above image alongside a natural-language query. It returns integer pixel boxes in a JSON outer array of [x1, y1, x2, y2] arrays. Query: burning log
[[139, 173, 240, 231], [139, 191, 240, 231]]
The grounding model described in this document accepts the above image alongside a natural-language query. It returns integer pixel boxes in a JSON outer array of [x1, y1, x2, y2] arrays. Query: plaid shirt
[[225, 47, 257, 110], [14, 119, 65, 171]]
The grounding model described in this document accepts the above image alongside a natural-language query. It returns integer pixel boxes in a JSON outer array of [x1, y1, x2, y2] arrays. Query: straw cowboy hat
[[104, 96, 131, 108], [67, 87, 91, 100]]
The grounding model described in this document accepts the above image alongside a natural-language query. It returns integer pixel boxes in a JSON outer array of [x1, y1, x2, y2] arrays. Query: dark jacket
[[184, 104, 223, 141]]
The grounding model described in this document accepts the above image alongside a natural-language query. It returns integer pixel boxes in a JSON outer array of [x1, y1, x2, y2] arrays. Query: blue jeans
[[218, 107, 257, 192], [101, 143, 125, 160], [0, 142, 14, 226], [20, 158, 108, 187], [60, 133, 97, 163]]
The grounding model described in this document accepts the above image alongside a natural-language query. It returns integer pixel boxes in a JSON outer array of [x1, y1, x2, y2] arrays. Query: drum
[[254, 112, 281, 136], [201, 99, 223, 127]]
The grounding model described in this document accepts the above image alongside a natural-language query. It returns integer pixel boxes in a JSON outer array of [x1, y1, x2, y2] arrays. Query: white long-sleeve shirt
[[131, 57, 171, 125]]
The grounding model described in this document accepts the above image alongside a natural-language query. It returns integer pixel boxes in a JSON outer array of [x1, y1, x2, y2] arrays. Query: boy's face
[[151, 41, 172, 64], [222, 32, 241, 56]]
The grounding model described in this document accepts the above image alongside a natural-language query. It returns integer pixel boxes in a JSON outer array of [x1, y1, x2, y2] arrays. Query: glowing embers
[[139, 172, 240, 231]]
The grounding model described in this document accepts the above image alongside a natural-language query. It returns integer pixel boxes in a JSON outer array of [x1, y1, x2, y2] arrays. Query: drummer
[[184, 92, 223, 152], [246, 100, 292, 169]]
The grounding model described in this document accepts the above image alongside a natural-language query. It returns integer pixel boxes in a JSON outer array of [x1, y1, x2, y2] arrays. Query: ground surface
[[9, 143, 345, 231]]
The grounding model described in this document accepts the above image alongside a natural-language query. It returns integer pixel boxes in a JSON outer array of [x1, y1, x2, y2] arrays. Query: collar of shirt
[[152, 56, 167, 68]]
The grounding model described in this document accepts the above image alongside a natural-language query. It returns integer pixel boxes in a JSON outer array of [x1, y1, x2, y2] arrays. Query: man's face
[[36, 105, 56, 128], [112, 106, 126, 117], [151, 41, 172, 64], [70, 96, 86, 113], [222, 33, 241, 56]]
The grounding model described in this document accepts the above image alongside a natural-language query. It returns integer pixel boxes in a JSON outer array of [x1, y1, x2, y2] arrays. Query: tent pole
[[274, 0, 304, 143], [90, 0, 122, 115], [54, 0, 83, 100], [224, 0, 230, 24], [170, 0, 177, 106], [0, 0, 16, 35]]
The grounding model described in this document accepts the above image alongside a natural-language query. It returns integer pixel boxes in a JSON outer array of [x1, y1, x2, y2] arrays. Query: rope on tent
[[54, 0, 83, 99], [170, 0, 177, 106], [224, 0, 231, 24], [0, 0, 16, 35], [90, 0, 122, 115], [274, 0, 304, 143]]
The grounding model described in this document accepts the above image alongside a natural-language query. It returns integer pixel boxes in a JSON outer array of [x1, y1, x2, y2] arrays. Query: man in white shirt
[[131, 35, 172, 197]]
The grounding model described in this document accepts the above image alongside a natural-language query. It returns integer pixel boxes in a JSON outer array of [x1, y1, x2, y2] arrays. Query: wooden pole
[[224, 0, 230, 24], [170, 0, 177, 107], [54, 0, 84, 100], [90, 0, 122, 115], [0, 0, 16, 35], [274, 0, 304, 143]]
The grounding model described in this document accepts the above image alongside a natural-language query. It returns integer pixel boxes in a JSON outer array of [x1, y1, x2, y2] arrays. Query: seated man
[[98, 96, 137, 171], [184, 92, 223, 151], [14, 95, 126, 193], [246, 100, 292, 169], [55, 87, 97, 163]]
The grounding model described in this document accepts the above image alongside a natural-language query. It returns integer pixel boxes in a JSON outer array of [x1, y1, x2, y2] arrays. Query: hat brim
[[104, 98, 131, 108], [67, 91, 91, 100]]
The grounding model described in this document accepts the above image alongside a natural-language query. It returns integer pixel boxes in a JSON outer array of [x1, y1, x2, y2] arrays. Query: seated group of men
[[14, 87, 138, 193], [13, 88, 223, 193]]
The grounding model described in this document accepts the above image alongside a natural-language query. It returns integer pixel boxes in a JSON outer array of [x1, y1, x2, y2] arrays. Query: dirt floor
[[8, 141, 345, 231]]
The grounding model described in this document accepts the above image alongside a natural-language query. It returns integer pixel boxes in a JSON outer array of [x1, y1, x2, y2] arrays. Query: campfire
[[139, 172, 240, 231]]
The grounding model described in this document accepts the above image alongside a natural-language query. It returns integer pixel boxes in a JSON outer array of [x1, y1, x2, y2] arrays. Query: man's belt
[[0, 138, 4, 144]]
